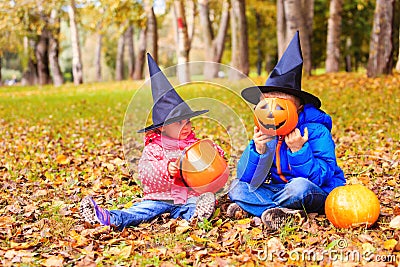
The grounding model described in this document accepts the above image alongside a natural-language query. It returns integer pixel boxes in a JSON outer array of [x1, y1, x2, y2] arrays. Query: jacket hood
[[298, 104, 332, 131]]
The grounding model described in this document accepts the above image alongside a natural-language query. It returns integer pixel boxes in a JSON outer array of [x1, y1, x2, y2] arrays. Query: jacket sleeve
[[237, 139, 276, 187], [138, 143, 172, 193], [287, 124, 337, 187], [212, 142, 226, 158]]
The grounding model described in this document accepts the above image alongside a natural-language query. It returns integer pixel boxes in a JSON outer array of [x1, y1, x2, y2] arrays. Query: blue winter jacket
[[238, 104, 346, 194]]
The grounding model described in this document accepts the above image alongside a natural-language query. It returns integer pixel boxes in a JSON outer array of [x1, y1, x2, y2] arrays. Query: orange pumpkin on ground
[[179, 139, 229, 194], [325, 184, 380, 229], [253, 98, 298, 136]]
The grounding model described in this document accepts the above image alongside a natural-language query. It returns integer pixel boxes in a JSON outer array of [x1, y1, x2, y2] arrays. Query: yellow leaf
[[209, 252, 231, 257], [10, 240, 38, 250], [147, 247, 166, 255], [123, 201, 133, 209], [236, 218, 252, 225], [0, 216, 14, 226], [56, 154, 69, 165], [70, 230, 89, 247], [208, 241, 222, 250], [190, 234, 208, 243], [383, 239, 397, 250], [102, 178, 113, 187], [250, 227, 262, 235]]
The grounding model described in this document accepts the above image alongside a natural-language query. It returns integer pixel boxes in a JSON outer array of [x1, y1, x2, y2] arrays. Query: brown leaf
[[42, 255, 64, 267], [76, 254, 96, 267], [393, 239, 400, 252]]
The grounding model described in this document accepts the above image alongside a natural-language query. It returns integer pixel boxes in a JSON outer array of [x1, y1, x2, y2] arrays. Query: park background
[[1, 0, 400, 266]]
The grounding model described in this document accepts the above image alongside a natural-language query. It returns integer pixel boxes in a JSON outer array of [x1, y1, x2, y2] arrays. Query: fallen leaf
[[383, 239, 397, 250], [42, 255, 64, 267], [389, 216, 400, 228], [109, 245, 132, 258], [56, 154, 69, 165]]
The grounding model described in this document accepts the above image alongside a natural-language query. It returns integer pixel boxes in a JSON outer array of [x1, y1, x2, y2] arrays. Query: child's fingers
[[303, 127, 309, 141]]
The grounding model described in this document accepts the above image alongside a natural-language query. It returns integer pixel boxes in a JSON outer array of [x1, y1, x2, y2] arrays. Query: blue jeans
[[228, 178, 327, 217], [109, 198, 197, 231]]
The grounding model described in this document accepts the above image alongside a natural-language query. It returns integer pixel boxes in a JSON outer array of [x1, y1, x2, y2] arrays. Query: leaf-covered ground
[[1, 73, 399, 266]]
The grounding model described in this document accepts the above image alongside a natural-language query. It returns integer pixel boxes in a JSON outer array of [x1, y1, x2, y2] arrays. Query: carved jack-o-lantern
[[253, 98, 298, 136]]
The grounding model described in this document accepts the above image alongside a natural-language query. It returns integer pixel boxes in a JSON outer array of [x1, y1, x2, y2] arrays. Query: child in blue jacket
[[228, 32, 345, 231]]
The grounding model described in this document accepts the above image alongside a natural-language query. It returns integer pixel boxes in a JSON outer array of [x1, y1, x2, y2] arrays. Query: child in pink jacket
[[80, 54, 224, 231]]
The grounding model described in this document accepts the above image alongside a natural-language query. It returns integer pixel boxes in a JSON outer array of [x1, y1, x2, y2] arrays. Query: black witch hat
[[137, 54, 208, 133], [241, 31, 321, 108]]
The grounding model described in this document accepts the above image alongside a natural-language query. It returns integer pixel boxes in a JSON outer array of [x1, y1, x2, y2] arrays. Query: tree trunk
[[68, 0, 83, 85], [303, 0, 314, 75], [277, 0, 286, 58], [256, 11, 263, 76], [49, 9, 64, 86], [230, 0, 249, 80], [95, 33, 102, 82], [326, 0, 343, 73], [125, 26, 135, 79], [0, 57, 2, 86], [22, 58, 38, 86], [21, 38, 38, 86], [145, 1, 158, 63], [49, 34, 64, 86], [115, 28, 125, 81], [367, 0, 394, 77], [133, 28, 147, 80], [199, 0, 229, 79], [395, 20, 400, 71], [36, 28, 51, 85], [278, 0, 313, 75], [174, 0, 190, 83], [283, 0, 313, 76]]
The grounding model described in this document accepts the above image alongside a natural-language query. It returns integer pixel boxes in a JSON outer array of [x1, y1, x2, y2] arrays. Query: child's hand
[[285, 127, 308, 153], [168, 161, 179, 177], [253, 126, 274, 154]]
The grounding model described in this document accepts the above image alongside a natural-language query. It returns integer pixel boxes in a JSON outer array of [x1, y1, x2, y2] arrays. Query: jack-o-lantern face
[[253, 98, 298, 136]]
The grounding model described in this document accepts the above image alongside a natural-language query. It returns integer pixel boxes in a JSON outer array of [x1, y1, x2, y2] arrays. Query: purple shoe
[[79, 196, 111, 226]]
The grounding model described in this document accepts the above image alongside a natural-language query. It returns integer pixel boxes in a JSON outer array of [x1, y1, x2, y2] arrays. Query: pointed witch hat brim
[[137, 53, 208, 133], [241, 31, 321, 108]]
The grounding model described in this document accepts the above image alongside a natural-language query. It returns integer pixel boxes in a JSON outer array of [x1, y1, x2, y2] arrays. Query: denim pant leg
[[109, 200, 175, 231], [228, 179, 284, 217], [170, 202, 196, 221], [271, 178, 327, 214]]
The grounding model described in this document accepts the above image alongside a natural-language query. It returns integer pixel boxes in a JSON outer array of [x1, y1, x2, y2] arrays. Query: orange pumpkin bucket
[[179, 139, 229, 194]]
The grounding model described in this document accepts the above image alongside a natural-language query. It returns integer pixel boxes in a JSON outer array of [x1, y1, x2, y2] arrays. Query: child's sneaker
[[261, 207, 305, 231], [80, 196, 111, 226], [192, 192, 216, 221], [226, 203, 248, 219]]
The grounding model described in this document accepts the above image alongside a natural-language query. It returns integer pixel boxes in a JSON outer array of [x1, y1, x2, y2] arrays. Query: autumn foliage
[[1, 73, 400, 266]]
